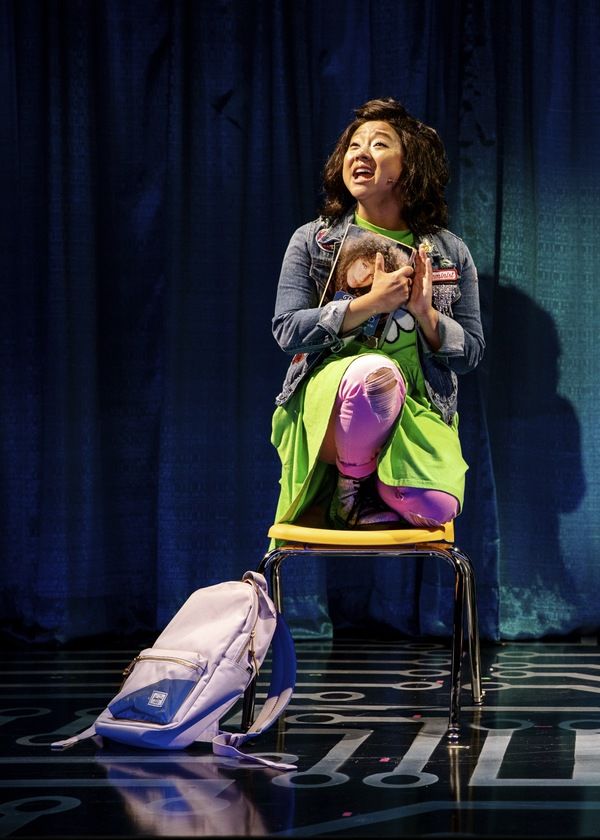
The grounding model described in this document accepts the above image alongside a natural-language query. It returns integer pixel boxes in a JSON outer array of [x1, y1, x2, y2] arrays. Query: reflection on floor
[[3, 636, 600, 837]]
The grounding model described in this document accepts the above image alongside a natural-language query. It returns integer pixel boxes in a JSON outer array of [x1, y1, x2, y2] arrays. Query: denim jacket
[[272, 207, 485, 424]]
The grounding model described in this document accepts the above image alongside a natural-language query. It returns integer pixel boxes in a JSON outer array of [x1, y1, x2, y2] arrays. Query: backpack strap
[[51, 723, 101, 750], [212, 611, 297, 770]]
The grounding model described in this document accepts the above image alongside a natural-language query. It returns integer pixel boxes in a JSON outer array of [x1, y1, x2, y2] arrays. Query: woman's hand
[[406, 244, 433, 317], [407, 244, 441, 351], [341, 251, 414, 334], [368, 253, 413, 314], [367, 251, 414, 312]]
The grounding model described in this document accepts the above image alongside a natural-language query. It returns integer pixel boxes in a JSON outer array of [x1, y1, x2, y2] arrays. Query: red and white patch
[[316, 228, 336, 252], [432, 267, 459, 283]]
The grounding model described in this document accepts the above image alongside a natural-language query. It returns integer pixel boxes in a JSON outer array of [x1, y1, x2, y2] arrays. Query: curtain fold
[[1, 0, 597, 645], [488, 0, 599, 638]]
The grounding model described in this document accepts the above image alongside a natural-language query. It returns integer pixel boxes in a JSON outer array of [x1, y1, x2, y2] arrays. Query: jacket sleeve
[[272, 224, 353, 355], [420, 236, 485, 375]]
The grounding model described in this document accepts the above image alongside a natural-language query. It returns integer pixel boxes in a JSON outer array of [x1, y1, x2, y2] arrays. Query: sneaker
[[329, 473, 401, 528]]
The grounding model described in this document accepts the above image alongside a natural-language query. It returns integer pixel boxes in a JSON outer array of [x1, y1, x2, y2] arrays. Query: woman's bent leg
[[319, 354, 406, 478], [319, 355, 406, 527], [376, 480, 459, 527]]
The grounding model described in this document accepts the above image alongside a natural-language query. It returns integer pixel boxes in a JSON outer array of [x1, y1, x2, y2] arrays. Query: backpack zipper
[[235, 582, 261, 675], [243, 628, 259, 675], [121, 654, 200, 681]]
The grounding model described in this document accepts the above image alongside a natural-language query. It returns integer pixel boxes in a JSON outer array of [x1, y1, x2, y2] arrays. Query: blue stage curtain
[[0, 0, 598, 644]]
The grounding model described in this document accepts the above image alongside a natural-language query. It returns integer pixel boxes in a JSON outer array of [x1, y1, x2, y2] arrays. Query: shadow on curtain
[[489, 285, 586, 637]]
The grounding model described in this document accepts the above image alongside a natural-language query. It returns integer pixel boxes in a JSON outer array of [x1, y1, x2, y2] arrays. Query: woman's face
[[346, 255, 374, 289], [342, 120, 403, 203]]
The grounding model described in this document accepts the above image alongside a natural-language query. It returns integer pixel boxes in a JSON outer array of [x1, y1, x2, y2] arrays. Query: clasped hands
[[369, 243, 433, 318]]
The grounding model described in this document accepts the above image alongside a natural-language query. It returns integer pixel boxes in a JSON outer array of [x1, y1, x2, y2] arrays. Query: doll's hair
[[333, 235, 409, 296], [320, 98, 449, 237]]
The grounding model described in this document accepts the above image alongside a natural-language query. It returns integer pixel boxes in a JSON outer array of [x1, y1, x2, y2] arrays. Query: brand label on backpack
[[148, 690, 168, 708]]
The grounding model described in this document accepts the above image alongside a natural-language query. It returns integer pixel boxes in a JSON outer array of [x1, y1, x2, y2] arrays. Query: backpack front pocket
[[108, 648, 207, 725]]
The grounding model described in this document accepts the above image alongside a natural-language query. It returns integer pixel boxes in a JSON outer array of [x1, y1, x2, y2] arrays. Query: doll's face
[[346, 256, 374, 289]]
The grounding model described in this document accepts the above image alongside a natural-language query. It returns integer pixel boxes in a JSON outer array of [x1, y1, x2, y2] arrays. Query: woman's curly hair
[[320, 98, 449, 237]]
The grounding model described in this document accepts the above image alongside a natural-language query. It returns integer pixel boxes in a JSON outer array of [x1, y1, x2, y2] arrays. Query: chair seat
[[268, 504, 454, 546], [268, 519, 454, 546]]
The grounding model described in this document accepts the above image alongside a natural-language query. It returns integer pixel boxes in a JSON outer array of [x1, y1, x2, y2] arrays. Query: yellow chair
[[242, 512, 483, 741]]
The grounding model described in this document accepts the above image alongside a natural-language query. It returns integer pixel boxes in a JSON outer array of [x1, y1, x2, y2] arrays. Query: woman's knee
[[376, 481, 459, 527], [339, 354, 406, 418], [319, 355, 406, 467]]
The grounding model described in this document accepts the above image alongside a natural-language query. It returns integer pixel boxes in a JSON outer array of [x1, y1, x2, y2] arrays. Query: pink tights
[[319, 354, 459, 527]]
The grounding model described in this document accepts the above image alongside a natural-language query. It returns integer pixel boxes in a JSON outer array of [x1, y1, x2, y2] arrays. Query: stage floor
[[2, 635, 600, 838]]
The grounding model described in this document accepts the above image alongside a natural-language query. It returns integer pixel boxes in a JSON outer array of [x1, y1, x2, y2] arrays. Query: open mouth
[[353, 166, 374, 181]]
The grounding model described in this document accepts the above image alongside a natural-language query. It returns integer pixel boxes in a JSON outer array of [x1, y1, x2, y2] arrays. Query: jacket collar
[[316, 207, 447, 263], [315, 208, 355, 253]]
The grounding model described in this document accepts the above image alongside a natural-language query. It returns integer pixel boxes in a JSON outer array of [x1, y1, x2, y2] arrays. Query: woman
[[271, 98, 485, 531]]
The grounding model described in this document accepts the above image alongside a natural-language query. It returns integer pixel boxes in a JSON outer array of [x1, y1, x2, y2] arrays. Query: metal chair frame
[[242, 523, 483, 741]]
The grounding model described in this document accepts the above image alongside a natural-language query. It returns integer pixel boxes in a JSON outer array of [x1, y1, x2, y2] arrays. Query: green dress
[[270, 221, 468, 530]]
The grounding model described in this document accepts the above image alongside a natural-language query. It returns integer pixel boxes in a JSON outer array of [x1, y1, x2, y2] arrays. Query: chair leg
[[449, 546, 483, 704], [241, 674, 257, 732], [447, 563, 465, 741], [465, 567, 484, 704], [270, 557, 284, 613], [243, 548, 288, 730], [258, 548, 287, 612]]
